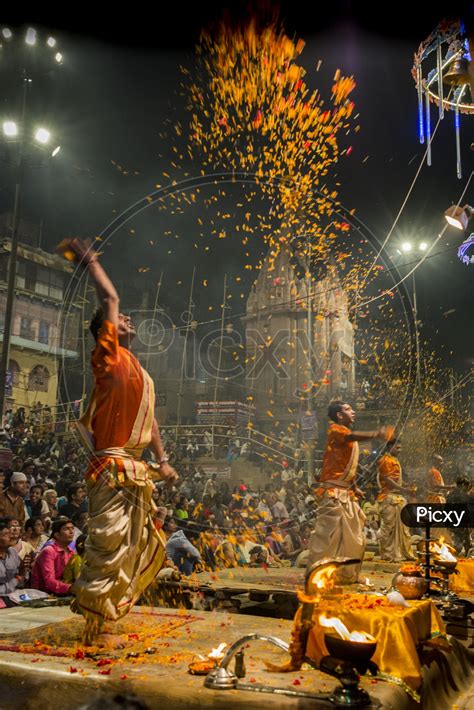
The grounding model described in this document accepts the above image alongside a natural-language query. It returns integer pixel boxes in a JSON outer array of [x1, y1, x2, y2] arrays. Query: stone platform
[[150, 558, 474, 621], [0, 604, 472, 709]]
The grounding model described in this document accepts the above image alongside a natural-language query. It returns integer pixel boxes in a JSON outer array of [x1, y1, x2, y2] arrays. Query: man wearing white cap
[[0, 473, 28, 525]]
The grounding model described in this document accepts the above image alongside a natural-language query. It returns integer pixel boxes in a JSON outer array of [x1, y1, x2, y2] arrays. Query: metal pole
[[145, 272, 163, 371], [0, 76, 29, 418], [412, 272, 422, 395], [212, 275, 227, 456], [176, 267, 196, 442], [306, 268, 314, 481]]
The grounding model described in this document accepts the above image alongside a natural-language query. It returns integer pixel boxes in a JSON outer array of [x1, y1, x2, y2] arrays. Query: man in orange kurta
[[308, 401, 392, 583], [61, 238, 178, 647], [377, 440, 414, 562], [426, 455, 450, 504]]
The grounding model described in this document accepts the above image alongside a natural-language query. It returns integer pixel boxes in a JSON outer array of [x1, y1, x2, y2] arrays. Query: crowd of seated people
[[0, 407, 471, 608]]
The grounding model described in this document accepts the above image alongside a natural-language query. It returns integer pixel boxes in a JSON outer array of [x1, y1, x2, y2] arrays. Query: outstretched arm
[[58, 238, 119, 328], [347, 425, 393, 443], [150, 418, 166, 462], [384, 478, 408, 493], [150, 418, 179, 486]]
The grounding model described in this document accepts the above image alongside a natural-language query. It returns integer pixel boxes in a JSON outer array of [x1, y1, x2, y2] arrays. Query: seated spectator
[[210, 495, 229, 528], [265, 525, 284, 557], [248, 544, 269, 567], [58, 483, 88, 519], [23, 516, 49, 551], [196, 528, 217, 571], [217, 481, 231, 506], [271, 493, 289, 522], [214, 531, 237, 568], [22, 459, 36, 486], [365, 520, 380, 544], [44, 489, 59, 519], [203, 474, 218, 499], [164, 519, 201, 575], [25, 484, 49, 518], [0, 472, 28, 525], [31, 517, 75, 595], [256, 493, 273, 522], [6, 516, 35, 561], [55, 468, 74, 499], [43, 469, 59, 490], [72, 510, 89, 539], [175, 496, 189, 520], [281, 525, 304, 562], [0, 517, 29, 595], [62, 533, 87, 584]]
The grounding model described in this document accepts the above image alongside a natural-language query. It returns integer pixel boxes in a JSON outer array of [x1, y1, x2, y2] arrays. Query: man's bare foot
[[93, 633, 126, 650]]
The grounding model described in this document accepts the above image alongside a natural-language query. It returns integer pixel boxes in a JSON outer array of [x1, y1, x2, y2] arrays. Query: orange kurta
[[426, 467, 445, 504], [79, 320, 155, 486], [377, 454, 402, 501], [91, 319, 145, 450], [320, 423, 357, 483]]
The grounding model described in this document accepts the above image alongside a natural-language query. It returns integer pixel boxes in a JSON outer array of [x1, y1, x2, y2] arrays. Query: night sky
[[0, 2, 473, 372]]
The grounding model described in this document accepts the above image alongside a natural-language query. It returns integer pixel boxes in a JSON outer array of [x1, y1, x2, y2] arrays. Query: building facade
[[0, 236, 81, 413]]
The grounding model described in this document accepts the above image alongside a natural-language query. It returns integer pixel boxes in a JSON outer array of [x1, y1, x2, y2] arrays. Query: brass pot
[[393, 573, 428, 600]]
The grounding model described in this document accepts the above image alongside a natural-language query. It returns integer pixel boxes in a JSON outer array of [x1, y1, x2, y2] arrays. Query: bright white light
[[401, 242, 412, 253], [419, 242, 428, 251], [396, 249, 401, 255], [444, 205, 473, 231], [1, 28, 12, 39], [47, 36, 56, 47], [25, 28, 37, 45], [55, 52, 63, 63], [445, 214, 464, 230], [35, 128, 50, 144], [52, 145, 61, 157], [3, 121, 18, 137]]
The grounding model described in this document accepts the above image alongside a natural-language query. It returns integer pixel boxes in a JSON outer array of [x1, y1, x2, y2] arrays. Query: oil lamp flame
[[319, 615, 375, 643], [431, 541, 457, 562], [208, 642, 227, 660], [309, 564, 337, 590]]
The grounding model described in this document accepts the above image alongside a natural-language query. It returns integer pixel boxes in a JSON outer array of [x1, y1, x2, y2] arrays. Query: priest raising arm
[[58, 237, 177, 647]]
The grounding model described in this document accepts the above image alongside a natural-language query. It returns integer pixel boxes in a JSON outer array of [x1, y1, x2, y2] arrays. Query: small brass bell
[[443, 56, 470, 86]]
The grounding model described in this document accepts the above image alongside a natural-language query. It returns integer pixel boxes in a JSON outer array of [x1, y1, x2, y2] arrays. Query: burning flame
[[431, 541, 457, 562], [208, 642, 227, 659], [309, 564, 337, 590], [319, 615, 375, 643]]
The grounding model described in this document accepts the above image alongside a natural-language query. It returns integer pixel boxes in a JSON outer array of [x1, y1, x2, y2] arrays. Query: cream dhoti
[[378, 494, 414, 562], [308, 485, 366, 583], [72, 454, 165, 625]]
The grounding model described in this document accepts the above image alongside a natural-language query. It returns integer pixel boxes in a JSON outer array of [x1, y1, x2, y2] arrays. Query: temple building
[[243, 246, 355, 430]]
